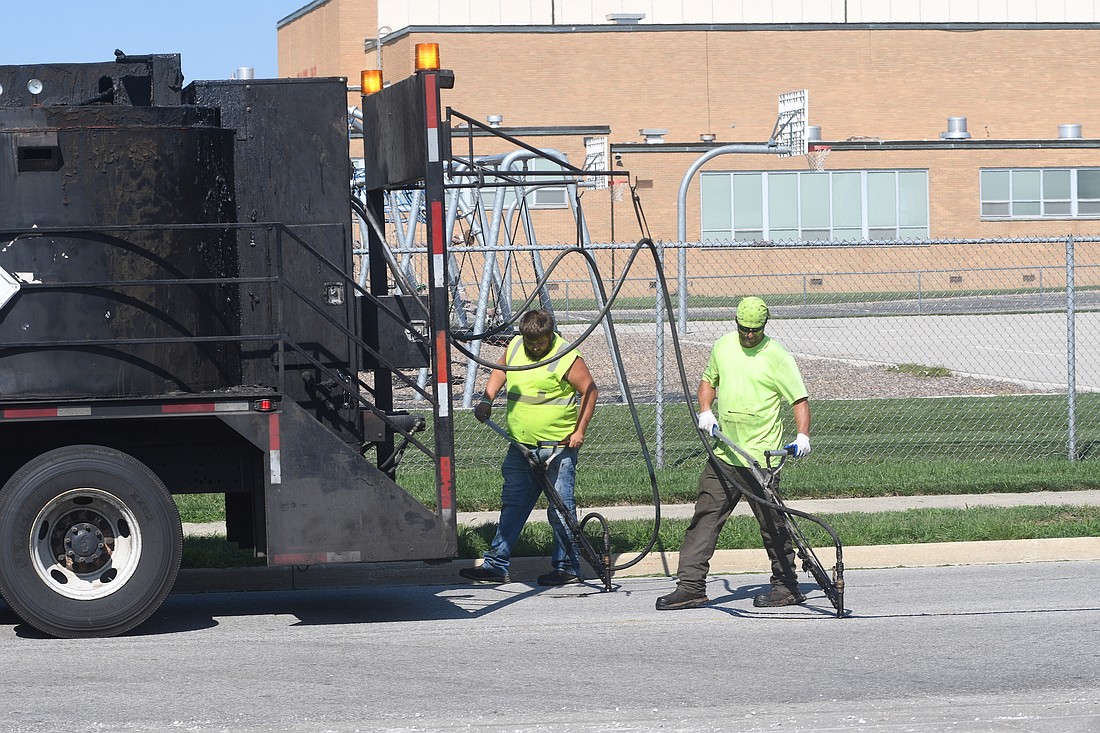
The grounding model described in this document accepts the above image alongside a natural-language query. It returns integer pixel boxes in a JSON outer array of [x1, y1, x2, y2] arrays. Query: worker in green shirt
[[657, 296, 812, 611], [461, 308, 598, 586]]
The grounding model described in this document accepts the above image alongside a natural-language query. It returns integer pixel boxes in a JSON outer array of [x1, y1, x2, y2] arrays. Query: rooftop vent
[[699, 133, 716, 142], [940, 116, 971, 140], [487, 114, 503, 128], [233, 67, 255, 80], [607, 12, 645, 24], [807, 125, 822, 143], [639, 128, 668, 144], [1058, 123, 1083, 139]]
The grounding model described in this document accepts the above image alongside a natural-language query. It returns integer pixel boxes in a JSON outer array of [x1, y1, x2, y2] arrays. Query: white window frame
[[700, 169, 930, 242], [980, 167, 1100, 220]]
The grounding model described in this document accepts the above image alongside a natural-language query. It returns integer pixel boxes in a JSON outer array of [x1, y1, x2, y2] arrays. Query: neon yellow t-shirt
[[702, 333, 807, 467], [504, 333, 581, 445]]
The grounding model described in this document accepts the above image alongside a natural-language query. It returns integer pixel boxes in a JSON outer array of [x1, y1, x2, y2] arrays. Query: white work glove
[[791, 432, 812, 457], [696, 410, 718, 436]]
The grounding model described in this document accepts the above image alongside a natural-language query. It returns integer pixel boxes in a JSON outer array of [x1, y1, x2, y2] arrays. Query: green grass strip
[[175, 454, 1100, 521], [180, 505, 1100, 567], [457, 505, 1100, 558]]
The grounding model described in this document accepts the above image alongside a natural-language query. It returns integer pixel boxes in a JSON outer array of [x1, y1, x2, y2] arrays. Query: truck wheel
[[0, 445, 182, 638]]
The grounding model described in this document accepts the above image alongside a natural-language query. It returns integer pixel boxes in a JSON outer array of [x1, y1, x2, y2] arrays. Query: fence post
[[655, 242, 666, 468], [917, 270, 923, 314], [1066, 235, 1077, 461]]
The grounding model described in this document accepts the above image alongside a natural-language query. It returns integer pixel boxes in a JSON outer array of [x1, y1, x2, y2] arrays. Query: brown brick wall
[[278, 0, 377, 80], [279, 19, 1100, 243]]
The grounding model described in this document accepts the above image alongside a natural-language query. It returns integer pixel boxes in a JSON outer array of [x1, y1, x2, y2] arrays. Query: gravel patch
[[573, 335, 1040, 402], [398, 332, 1040, 405], [795, 356, 1040, 400]]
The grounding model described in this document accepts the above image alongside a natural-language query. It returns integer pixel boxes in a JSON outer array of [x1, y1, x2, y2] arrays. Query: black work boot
[[537, 569, 582, 586], [655, 586, 709, 611], [753, 585, 806, 607], [459, 565, 510, 584]]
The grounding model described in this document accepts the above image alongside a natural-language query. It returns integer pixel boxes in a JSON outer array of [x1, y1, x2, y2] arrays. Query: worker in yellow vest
[[657, 296, 812, 611], [461, 308, 598, 586]]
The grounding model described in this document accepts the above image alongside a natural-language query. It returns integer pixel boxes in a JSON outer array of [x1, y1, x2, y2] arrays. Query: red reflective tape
[[429, 201, 445, 254], [435, 331, 450, 378], [3, 407, 58, 419], [273, 553, 325, 565], [162, 403, 215, 414], [439, 454, 453, 510], [269, 413, 280, 451]]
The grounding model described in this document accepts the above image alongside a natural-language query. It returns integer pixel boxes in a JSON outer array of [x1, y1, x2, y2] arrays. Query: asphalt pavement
[[177, 489, 1100, 594]]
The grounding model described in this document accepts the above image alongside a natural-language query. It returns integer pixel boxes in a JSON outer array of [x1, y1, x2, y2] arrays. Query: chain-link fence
[[380, 236, 1100, 469]]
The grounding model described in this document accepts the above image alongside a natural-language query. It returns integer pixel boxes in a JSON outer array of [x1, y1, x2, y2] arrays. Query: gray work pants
[[676, 459, 799, 595]]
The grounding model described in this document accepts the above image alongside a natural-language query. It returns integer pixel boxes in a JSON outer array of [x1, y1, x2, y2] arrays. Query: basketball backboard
[[773, 89, 808, 158]]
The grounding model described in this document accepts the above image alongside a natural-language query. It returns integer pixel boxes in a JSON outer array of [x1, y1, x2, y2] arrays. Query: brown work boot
[[753, 585, 806, 607], [655, 586, 709, 611]]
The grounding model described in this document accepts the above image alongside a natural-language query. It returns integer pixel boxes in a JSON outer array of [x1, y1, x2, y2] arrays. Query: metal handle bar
[[709, 427, 846, 617], [482, 418, 613, 591]]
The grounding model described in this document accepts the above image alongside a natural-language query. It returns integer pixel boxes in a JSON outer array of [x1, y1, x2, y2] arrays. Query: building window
[[980, 168, 1100, 219], [480, 158, 570, 211], [700, 170, 929, 242]]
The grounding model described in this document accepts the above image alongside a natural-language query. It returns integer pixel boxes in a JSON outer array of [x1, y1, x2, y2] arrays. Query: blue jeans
[[481, 444, 581, 576]]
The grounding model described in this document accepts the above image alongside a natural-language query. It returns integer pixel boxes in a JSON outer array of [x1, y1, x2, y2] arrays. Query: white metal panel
[[799, 0, 841, 22], [378, 0, 412, 31], [977, 0, 1011, 21], [1005, 0, 1039, 21], [0, 266, 20, 312], [946, 0, 983, 22], [649, 0, 691, 23], [467, 0, 505, 24], [437, 0, 471, 25], [1065, 0, 1099, 22], [742, 1, 775, 23], [919, 0, 953, 21], [500, 0, 540, 23], [379, 0, 1100, 26]]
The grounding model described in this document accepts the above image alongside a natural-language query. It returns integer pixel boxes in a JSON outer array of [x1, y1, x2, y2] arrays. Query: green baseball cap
[[736, 296, 769, 328]]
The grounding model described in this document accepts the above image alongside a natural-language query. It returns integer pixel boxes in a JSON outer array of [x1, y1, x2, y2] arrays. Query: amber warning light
[[360, 69, 383, 95], [415, 43, 440, 71]]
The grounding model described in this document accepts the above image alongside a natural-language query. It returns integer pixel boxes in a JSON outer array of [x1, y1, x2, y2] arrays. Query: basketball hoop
[[806, 144, 831, 172], [611, 180, 629, 202]]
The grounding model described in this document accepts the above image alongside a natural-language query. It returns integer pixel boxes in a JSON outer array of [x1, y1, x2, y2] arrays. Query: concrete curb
[[173, 537, 1100, 595]]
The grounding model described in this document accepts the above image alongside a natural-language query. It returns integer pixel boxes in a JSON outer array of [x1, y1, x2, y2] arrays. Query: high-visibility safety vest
[[702, 334, 807, 467], [503, 333, 580, 445]]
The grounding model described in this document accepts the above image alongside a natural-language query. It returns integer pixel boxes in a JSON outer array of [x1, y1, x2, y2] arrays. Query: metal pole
[[1066, 235, 1077, 461], [420, 67, 458, 541], [676, 144, 788, 335], [655, 242, 666, 468], [917, 271, 922, 314]]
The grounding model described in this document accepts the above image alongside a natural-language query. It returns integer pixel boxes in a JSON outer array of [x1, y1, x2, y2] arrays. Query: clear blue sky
[[0, 1, 311, 82]]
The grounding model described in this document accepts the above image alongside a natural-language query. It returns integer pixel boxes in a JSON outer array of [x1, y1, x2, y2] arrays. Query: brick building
[[277, 1, 1100, 249]]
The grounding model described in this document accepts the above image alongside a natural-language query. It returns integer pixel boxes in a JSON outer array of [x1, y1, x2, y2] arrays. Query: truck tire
[[0, 445, 182, 638]]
